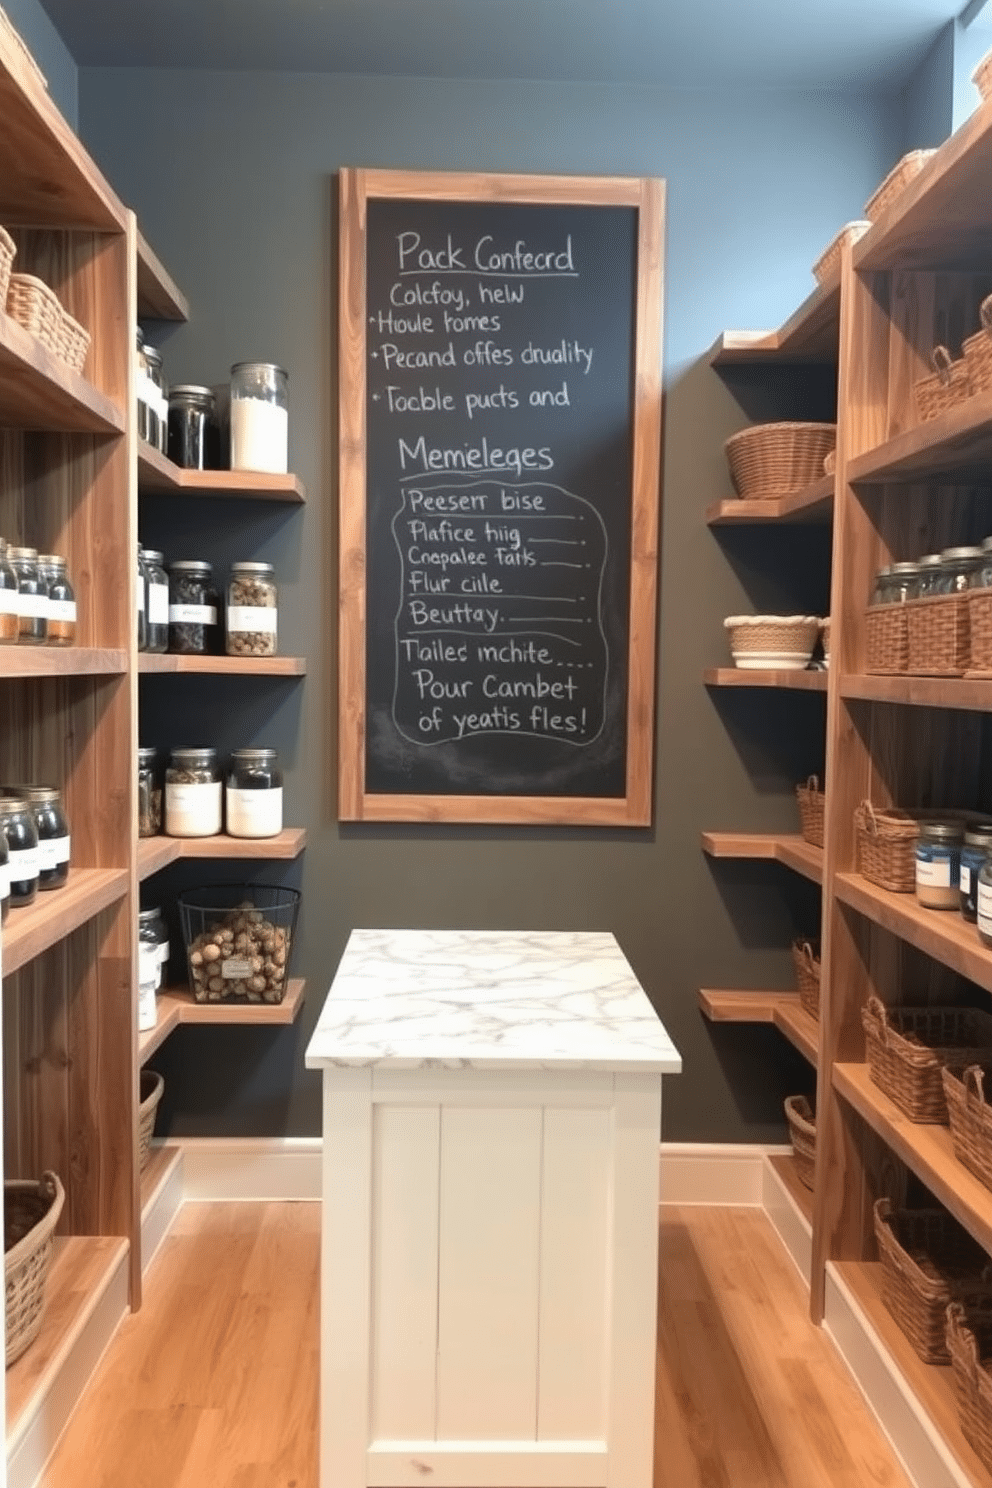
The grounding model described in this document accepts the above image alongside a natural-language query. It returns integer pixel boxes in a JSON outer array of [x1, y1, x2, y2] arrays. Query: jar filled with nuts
[[138, 746, 162, 837], [168, 559, 220, 655], [164, 746, 222, 837], [226, 562, 277, 656]]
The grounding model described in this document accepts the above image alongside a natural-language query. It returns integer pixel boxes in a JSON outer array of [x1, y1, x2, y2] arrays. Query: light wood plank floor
[[38, 1202, 913, 1488]]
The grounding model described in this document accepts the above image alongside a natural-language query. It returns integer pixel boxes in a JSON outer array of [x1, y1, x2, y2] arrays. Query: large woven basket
[[874, 1198, 992, 1364], [947, 1301, 992, 1474], [4, 1171, 65, 1367], [854, 801, 919, 892], [796, 775, 825, 848], [865, 603, 909, 673], [943, 1064, 992, 1194], [906, 593, 970, 676], [864, 150, 937, 222], [973, 46, 992, 102], [914, 346, 972, 422], [139, 1069, 165, 1173], [963, 296, 992, 396], [967, 588, 992, 674], [724, 422, 836, 501], [791, 938, 821, 1020], [812, 220, 871, 284], [6, 271, 91, 374], [862, 997, 992, 1123], [784, 1095, 816, 1190], [0, 223, 15, 306]]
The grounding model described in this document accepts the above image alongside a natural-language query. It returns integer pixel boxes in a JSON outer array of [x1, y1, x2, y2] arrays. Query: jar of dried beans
[[226, 562, 277, 656], [165, 747, 222, 837]]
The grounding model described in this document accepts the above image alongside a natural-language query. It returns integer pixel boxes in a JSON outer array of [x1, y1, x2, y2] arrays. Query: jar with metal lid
[[168, 385, 217, 469], [226, 562, 277, 656], [971, 536, 992, 590], [937, 546, 983, 594], [960, 826, 992, 921], [225, 747, 283, 838], [230, 362, 288, 474], [916, 820, 964, 909], [143, 548, 169, 652], [915, 553, 944, 598], [165, 746, 222, 837], [0, 796, 39, 907], [168, 560, 220, 655], [37, 553, 77, 646], [7, 784, 70, 890], [889, 562, 920, 603], [870, 566, 894, 606], [8, 546, 47, 645], [143, 343, 168, 455], [0, 536, 18, 644], [138, 746, 162, 837]]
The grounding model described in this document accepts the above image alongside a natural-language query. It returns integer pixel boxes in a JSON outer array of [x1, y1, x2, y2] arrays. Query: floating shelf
[[834, 871, 992, 995], [1, 869, 130, 976], [0, 310, 126, 434], [0, 647, 128, 678], [139, 654, 306, 676], [137, 828, 307, 881], [704, 667, 828, 692], [705, 473, 833, 525], [136, 230, 190, 322], [139, 978, 306, 1064], [698, 988, 818, 1065], [848, 389, 992, 486], [840, 673, 992, 713], [709, 278, 840, 366], [701, 831, 823, 884], [137, 442, 305, 501]]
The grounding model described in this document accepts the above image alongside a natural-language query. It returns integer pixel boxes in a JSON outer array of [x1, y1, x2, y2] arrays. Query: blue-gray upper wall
[[3, 0, 76, 125]]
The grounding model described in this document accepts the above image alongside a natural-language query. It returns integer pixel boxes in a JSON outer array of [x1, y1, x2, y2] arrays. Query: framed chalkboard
[[338, 169, 664, 825]]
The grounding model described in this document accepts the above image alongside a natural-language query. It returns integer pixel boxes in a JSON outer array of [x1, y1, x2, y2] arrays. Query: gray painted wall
[[3, 0, 76, 124], [902, 20, 955, 148], [78, 68, 902, 1143]]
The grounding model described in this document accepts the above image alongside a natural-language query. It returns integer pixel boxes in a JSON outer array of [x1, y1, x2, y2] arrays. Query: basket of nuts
[[178, 884, 299, 1004]]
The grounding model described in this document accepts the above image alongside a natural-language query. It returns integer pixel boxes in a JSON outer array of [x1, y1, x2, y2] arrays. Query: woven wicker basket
[[6, 271, 91, 374], [791, 938, 821, 1020], [821, 617, 831, 666], [138, 1069, 165, 1173], [865, 603, 909, 673], [784, 1095, 816, 1190], [864, 150, 937, 222], [963, 296, 992, 396], [914, 346, 972, 423], [724, 614, 821, 667], [0, 223, 15, 307], [947, 1301, 992, 1475], [4, 1171, 65, 1367], [973, 46, 992, 102], [796, 775, 825, 848], [943, 1064, 992, 1194], [724, 422, 836, 501], [854, 801, 919, 892], [874, 1198, 992, 1364], [967, 589, 992, 674], [812, 221, 871, 285], [905, 593, 970, 676], [862, 997, 992, 1123]]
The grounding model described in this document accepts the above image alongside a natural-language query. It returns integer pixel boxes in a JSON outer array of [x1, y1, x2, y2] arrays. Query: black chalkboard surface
[[338, 170, 664, 825]]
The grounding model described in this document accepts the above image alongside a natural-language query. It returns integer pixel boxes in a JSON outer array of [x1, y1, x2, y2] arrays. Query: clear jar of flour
[[230, 362, 288, 474]]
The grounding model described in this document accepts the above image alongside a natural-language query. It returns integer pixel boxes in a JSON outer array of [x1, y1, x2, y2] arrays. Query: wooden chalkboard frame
[[338, 168, 664, 825]]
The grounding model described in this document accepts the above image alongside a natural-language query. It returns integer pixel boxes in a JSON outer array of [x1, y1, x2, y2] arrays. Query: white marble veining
[[305, 928, 681, 1072]]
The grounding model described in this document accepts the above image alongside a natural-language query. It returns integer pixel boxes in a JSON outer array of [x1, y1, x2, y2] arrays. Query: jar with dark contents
[[138, 747, 162, 837], [168, 560, 219, 654], [226, 562, 277, 656], [0, 537, 19, 644], [9, 784, 70, 890], [168, 385, 217, 469], [226, 747, 283, 837], [9, 546, 47, 645], [143, 549, 169, 653], [960, 826, 992, 922], [37, 554, 77, 646], [0, 828, 9, 924], [165, 746, 222, 836], [0, 796, 40, 907]]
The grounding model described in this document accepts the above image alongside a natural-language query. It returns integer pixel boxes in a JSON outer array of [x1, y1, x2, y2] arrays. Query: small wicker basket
[[784, 1095, 816, 1190], [796, 775, 825, 848], [906, 593, 970, 676], [854, 801, 919, 892], [943, 1064, 992, 1194], [865, 603, 909, 673], [864, 150, 937, 222], [0, 223, 15, 307], [973, 46, 992, 102], [963, 295, 992, 397], [791, 938, 821, 1020], [811, 221, 871, 284], [874, 1198, 992, 1364], [724, 422, 837, 501], [4, 1171, 65, 1367], [947, 1301, 992, 1475], [967, 588, 992, 674], [862, 997, 992, 1124], [138, 1069, 165, 1173], [914, 346, 972, 423], [6, 271, 91, 374], [724, 614, 821, 667]]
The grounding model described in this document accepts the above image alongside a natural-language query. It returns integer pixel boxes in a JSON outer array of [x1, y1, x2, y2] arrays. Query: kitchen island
[[305, 928, 681, 1488]]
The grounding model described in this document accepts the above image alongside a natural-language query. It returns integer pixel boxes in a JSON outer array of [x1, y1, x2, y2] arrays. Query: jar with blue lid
[[915, 820, 964, 910], [960, 826, 992, 922]]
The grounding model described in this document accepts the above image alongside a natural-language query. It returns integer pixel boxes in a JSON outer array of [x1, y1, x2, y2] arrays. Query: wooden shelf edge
[[138, 654, 306, 676], [140, 979, 306, 1061], [136, 230, 190, 322], [1, 868, 130, 976], [709, 279, 840, 366], [137, 830, 307, 882], [773, 1001, 820, 1066], [698, 988, 792, 1023], [0, 646, 127, 678], [0, 309, 126, 434], [701, 831, 823, 884], [848, 388, 992, 486], [840, 672, 992, 712], [137, 442, 305, 501], [834, 871, 992, 994], [705, 474, 834, 524], [704, 666, 828, 691]]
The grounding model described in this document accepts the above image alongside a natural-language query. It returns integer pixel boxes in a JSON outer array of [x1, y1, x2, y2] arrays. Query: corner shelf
[[136, 230, 190, 322], [138, 654, 306, 676], [709, 278, 841, 366], [0, 647, 128, 677], [1, 869, 130, 977], [840, 673, 992, 712], [698, 988, 818, 1064], [705, 474, 833, 525], [834, 871, 992, 994], [137, 442, 306, 502], [137, 829, 307, 881], [0, 310, 126, 434], [139, 978, 306, 1064], [704, 667, 827, 692], [701, 831, 823, 884]]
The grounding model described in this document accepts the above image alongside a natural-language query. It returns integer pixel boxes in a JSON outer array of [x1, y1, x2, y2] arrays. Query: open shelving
[[139, 978, 306, 1065], [137, 440, 306, 501], [698, 989, 818, 1065], [701, 831, 823, 884], [705, 472, 833, 525], [136, 829, 307, 881], [703, 667, 827, 691]]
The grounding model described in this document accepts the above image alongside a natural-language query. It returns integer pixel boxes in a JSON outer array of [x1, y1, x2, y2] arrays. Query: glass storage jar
[[143, 549, 169, 653], [165, 746, 222, 837], [230, 362, 288, 474], [136, 330, 155, 447], [138, 907, 163, 1032], [978, 858, 992, 947], [889, 562, 920, 603], [9, 784, 71, 890], [168, 384, 217, 470], [915, 553, 944, 597], [916, 820, 964, 909], [870, 566, 893, 605], [937, 546, 983, 594], [137, 746, 162, 837], [0, 828, 9, 925], [38, 554, 76, 646], [143, 343, 168, 455], [225, 747, 283, 838], [142, 904, 169, 984], [0, 536, 18, 644], [168, 560, 219, 654], [137, 545, 148, 651], [972, 536, 992, 589], [226, 562, 277, 656], [9, 546, 47, 644], [960, 825, 992, 921], [0, 796, 39, 907]]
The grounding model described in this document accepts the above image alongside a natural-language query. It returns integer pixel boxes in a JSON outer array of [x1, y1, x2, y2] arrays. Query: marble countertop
[[305, 928, 682, 1073]]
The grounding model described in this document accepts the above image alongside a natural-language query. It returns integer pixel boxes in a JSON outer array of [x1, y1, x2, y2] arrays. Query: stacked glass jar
[[158, 746, 284, 839], [0, 539, 77, 646], [0, 784, 71, 915]]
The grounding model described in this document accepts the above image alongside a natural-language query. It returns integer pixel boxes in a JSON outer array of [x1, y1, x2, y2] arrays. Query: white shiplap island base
[[305, 929, 681, 1488]]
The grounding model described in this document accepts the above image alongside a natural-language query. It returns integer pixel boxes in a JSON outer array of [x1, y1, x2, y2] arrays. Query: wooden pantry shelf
[[139, 1142, 182, 1216], [834, 871, 992, 994], [137, 442, 305, 501], [137, 829, 307, 880], [834, 1062, 992, 1259], [0, 310, 126, 434], [704, 667, 827, 691], [698, 989, 818, 1065], [139, 978, 306, 1064], [136, 229, 190, 322], [138, 654, 306, 676], [833, 1259, 992, 1488], [1, 868, 129, 977], [705, 473, 833, 524], [848, 388, 992, 486], [768, 1152, 814, 1225], [701, 831, 823, 884], [709, 278, 840, 366], [841, 673, 992, 711], [0, 646, 128, 678]]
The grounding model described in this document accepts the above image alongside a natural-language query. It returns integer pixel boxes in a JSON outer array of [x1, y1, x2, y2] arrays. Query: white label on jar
[[979, 880, 992, 934], [222, 957, 254, 979], [49, 599, 77, 623], [135, 370, 155, 412], [962, 864, 973, 895], [139, 942, 159, 983], [19, 591, 47, 619], [154, 389, 169, 426], [227, 605, 278, 635], [7, 845, 39, 882], [231, 399, 288, 474], [917, 857, 952, 889], [38, 838, 59, 871], [225, 786, 283, 838], [148, 582, 169, 625], [157, 938, 170, 966], [165, 781, 222, 836], [169, 603, 217, 625], [53, 834, 71, 864], [0, 862, 9, 899], [138, 977, 158, 1032], [137, 584, 145, 614], [0, 590, 20, 616]]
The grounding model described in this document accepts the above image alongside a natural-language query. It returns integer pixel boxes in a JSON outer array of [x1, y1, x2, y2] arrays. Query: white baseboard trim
[[659, 1141, 787, 1206], [761, 1156, 812, 1287], [141, 1145, 185, 1275]]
